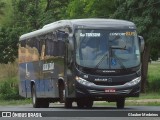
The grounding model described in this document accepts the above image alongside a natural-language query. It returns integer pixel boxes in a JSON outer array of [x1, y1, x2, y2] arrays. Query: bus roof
[[19, 18, 136, 41]]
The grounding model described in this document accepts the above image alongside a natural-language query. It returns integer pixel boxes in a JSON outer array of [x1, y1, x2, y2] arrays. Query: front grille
[[88, 89, 131, 95], [94, 81, 126, 86]]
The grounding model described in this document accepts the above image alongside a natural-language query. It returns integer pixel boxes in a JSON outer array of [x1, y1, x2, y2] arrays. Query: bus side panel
[[41, 37, 65, 98], [25, 61, 41, 98], [42, 57, 64, 98], [18, 63, 27, 97], [42, 57, 59, 98]]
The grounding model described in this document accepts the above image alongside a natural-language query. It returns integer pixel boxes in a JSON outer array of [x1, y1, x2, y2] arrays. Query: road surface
[[0, 103, 159, 120]]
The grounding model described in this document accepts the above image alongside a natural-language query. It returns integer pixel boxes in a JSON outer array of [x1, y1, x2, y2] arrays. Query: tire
[[31, 84, 41, 108], [77, 100, 93, 108], [40, 99, 49, 108], [65, 98, 72, 108], [116, 98, 125, 109], [31, 84, 49, 108], [77, 101, 85, 108], [59, 82, 65, 103], [85, 101, 93, 108]]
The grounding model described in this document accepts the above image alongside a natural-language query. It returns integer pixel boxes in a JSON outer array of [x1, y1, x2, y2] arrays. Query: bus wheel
[[65, 98, 72, 108], [85, 100, 93, 108], [77, 100, 93, 108], [31, 84, 41, 108], [59, 82, 65, 103], [77, 101, 85, 108], [40, 99, 49, 108], [116, 98, 125, 109]]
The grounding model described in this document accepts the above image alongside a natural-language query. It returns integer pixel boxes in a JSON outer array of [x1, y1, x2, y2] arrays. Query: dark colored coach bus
[[18, 19, 144, 108]]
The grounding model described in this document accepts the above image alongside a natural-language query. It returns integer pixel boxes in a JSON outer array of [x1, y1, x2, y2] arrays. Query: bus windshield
[[75, 29, 140, 69]]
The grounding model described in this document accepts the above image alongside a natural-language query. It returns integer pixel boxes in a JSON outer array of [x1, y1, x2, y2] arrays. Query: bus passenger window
[[58, 40, 65, 56], [40, 44, 45, 60], [27, 39, 39, 61], [19, 40, 26, 63]]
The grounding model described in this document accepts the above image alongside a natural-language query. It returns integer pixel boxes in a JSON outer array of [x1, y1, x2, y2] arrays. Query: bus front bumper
[[75, 77, 141, 98]]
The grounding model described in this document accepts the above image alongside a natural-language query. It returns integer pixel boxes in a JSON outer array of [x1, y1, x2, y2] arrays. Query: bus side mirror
[[138, 36, 145, 52]]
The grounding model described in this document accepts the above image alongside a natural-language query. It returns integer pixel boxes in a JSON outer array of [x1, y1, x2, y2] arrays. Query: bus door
[[65, 35, 75, 97]]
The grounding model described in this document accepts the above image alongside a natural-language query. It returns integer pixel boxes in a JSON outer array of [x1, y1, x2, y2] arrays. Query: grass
[[95, 101, 160, 106], [147, 61, 160, 92], [0, 99, 31, 106], [148, 62, 160, 82], [127, 93, 160, 100], [0, 61, 18, 81], [94, 92, 160, 106]]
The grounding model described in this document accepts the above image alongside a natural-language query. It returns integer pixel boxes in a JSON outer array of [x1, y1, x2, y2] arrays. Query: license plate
[[105, 89, 116, 93]]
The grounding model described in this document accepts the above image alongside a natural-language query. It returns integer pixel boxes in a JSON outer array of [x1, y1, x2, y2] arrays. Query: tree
[[112, 0, 160, 92], [65, 0, 115, 19], [0, 27, 18, 63], [39, 0, 69, 25], [0, 0, 70, 63], [0, 0, 5, 15]]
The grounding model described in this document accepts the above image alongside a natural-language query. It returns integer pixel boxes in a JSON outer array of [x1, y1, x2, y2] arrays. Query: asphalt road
[[0, 103, 160, 120]]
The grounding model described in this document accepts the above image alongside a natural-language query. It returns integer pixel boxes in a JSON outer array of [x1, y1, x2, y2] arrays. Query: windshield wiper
[[95, 52, 108, 69], [94, 51, 127, 70], [112, 53, 127, 70]]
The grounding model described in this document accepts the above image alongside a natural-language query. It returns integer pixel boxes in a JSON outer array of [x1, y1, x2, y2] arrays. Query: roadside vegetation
[[0, 61, 22, 100], [147, 62, 160, 93]]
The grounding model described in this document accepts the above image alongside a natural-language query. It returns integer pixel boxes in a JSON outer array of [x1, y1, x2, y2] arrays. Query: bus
[[18, 18, 144, 109]]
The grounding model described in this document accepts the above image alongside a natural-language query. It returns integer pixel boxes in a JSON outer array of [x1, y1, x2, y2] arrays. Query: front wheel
[[65, 98, 72, 108], [85, 101, 93, 108], [77, 100, 93, 108], [116, 98, 125, 109], [77, 100, 85, 108]]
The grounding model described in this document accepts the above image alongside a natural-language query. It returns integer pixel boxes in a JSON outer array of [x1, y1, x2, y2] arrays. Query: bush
[[0, 78, 24, 100], [147, 79, 160, 93]]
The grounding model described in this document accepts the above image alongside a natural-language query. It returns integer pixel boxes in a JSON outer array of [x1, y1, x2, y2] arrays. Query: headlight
[[76, 76, 95, 86], [125, 77, 141, 86]]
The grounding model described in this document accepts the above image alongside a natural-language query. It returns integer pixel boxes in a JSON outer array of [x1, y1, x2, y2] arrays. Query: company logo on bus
[[43, 63, 54, 71], [102, 70, 116, 73], [95, 78, 112, 82], [109, 32, 136, 36]]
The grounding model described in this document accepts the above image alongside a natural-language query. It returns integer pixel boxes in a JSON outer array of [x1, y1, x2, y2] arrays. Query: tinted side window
[[45, 32, 65, 57], [45, 33, 57, 58], [26, 38, 39, 62]]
